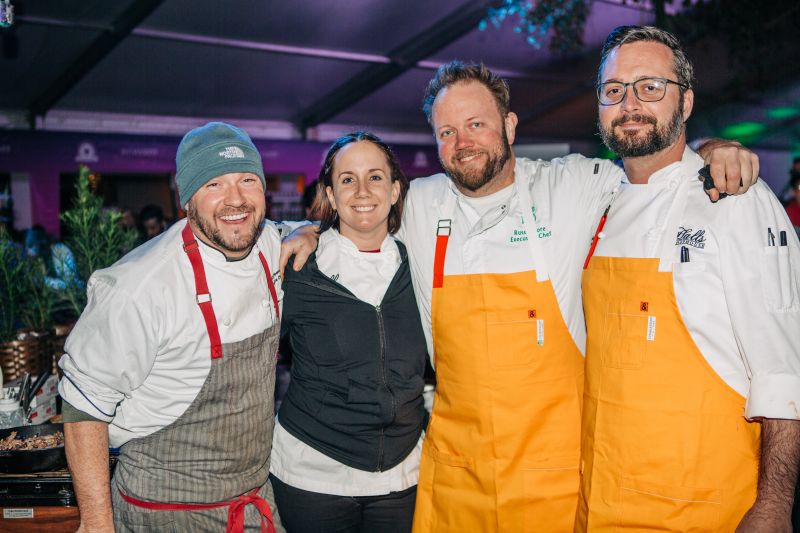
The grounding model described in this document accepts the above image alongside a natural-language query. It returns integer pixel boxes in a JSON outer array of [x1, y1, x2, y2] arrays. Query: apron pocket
[[486, 309, 540, 368], [115, 509, 179, 533], [618, 477, 721, 532], [601, 300, 649, 369], [522, 458, 580, 531], [424, 446, 482, 530]]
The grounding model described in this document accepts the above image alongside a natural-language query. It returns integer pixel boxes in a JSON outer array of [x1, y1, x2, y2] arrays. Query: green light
[[766, 107, 799, 120], [719, 122, 766, 140], [597, 144, 617, 160]]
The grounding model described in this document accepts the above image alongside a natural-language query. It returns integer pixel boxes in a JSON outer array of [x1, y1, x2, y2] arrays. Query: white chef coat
[[398, 155, 624, 362], [58, 219, 283, 447], [270, 229, 423, 496], [594, 147, 800, 420]]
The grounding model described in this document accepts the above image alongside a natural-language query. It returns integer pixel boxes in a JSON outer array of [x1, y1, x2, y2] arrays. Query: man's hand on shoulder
[[279, 223, 321, 278], [696, 139, 760, 202]]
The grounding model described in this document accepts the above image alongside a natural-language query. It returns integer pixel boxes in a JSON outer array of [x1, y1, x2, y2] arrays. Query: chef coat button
[[668, 180, 678, 190], [646, 228, 658, 238], [223, 317, 231, 327], [261, 299, 269, 308], [597, 231, 606, 239]]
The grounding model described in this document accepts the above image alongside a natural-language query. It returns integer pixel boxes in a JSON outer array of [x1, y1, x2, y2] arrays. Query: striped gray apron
[[111, 226, 282, 532]]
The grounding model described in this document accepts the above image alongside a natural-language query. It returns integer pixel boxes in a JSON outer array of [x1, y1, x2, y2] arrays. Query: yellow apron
[[577, 179, 760, 532], [413, 174, 583, 532]]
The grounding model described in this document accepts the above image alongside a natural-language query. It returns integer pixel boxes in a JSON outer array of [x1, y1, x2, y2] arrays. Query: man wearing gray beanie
[[59, 122, 285, 532]]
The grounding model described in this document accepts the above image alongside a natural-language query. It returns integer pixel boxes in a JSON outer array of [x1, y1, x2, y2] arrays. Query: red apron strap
[[181, 223, 223, 359], [432, 219, 452, 289], [583, 204, 611, 270], [257, 251, 280, 322], [119, 487, 276, 533]]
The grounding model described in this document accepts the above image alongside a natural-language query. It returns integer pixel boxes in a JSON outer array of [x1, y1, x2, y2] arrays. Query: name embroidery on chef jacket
[[508, 215, 551, 244], [530, 206, 552, 239], [675, 226, 707, 249]]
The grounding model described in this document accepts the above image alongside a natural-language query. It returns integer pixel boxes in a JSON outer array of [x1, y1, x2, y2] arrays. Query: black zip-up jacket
[[278, 239, 427, 472]]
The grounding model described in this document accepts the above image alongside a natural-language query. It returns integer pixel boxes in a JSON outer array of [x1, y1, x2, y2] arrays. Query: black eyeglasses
[[597, 77, 689, 106]]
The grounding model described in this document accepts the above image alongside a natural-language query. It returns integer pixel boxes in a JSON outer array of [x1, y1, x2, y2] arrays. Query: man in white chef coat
[[60, 122, 285, 532], [577, 25, 800, 533]]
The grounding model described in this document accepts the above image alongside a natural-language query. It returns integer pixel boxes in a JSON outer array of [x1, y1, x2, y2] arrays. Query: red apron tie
[[119, 488, 276, 533]]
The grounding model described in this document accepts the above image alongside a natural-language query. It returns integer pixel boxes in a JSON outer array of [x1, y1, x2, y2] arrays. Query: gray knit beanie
[[175, 122, 266, 207]]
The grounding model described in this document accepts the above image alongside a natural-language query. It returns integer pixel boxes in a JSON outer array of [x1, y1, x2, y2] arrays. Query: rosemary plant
[[60, 165, 138, 316]]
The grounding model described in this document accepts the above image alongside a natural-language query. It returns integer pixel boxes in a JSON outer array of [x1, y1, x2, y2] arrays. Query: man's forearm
[[738, 418, 800, 533], [65, 421, 114, 531], [756, 419, 800, 512]]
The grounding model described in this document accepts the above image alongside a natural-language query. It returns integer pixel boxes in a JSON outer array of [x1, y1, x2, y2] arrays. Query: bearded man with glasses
[[576, 26, 800, 533]]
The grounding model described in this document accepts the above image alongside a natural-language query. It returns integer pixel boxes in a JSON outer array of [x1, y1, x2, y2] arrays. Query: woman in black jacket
[[270, 132, 428, 533]]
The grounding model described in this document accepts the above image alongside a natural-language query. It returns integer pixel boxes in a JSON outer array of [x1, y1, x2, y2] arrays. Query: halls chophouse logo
[[218, 146, 246, 159], [675, 226, 706, 249]]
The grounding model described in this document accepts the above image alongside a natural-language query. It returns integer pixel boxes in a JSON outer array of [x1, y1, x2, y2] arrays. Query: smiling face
[[431, 81, 518, 197], [598, 41, 693, 159], [325, 141, 400, 250], [186, 172, 266, 259]]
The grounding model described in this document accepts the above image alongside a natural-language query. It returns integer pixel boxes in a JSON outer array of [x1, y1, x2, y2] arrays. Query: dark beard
[[441, 128, 512, 192], [600, 103, 685, 158], [186, 203, 262, 256]]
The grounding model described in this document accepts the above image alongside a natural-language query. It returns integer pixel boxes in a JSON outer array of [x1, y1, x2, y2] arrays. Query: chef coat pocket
[[486, 309, 539, 368], [522, 455, 580, 530], [618, 477, 721, 531], [601, 300, 648, 369], [759, 246, 799, 311], [672, 260, 707, 276]]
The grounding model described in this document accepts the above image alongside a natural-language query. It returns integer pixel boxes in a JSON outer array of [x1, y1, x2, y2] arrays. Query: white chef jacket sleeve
[[717, 182, 800, 420], [397, 182, 435, 360], [58, 273, 161, 423]]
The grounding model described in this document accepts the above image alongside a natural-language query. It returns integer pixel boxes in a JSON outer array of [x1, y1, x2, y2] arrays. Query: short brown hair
[[312, 131, 408, 235], [422, 61, 511, 124], [599, 26, 694, 89]]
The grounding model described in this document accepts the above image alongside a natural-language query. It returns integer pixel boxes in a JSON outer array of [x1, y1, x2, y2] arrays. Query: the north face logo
[[218, 146, 245, 159]]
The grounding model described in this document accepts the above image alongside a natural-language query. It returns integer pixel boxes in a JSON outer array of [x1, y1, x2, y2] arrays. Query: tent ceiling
[[1, 0, 798, 149]]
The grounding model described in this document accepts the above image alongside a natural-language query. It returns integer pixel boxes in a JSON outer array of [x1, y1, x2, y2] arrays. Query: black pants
[[270, 474, 416, 533]]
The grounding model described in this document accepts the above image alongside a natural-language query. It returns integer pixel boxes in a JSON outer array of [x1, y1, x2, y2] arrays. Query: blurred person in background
[[138, 204, 168, 242], [301, 179, 319, 219], [119, 206, 137, 231], [24, 224, 80, 290]]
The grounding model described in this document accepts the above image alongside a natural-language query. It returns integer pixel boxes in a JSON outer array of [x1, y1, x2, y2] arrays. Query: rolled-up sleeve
[[58, 274, 160, 422], [718, 183, 800, 420]]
